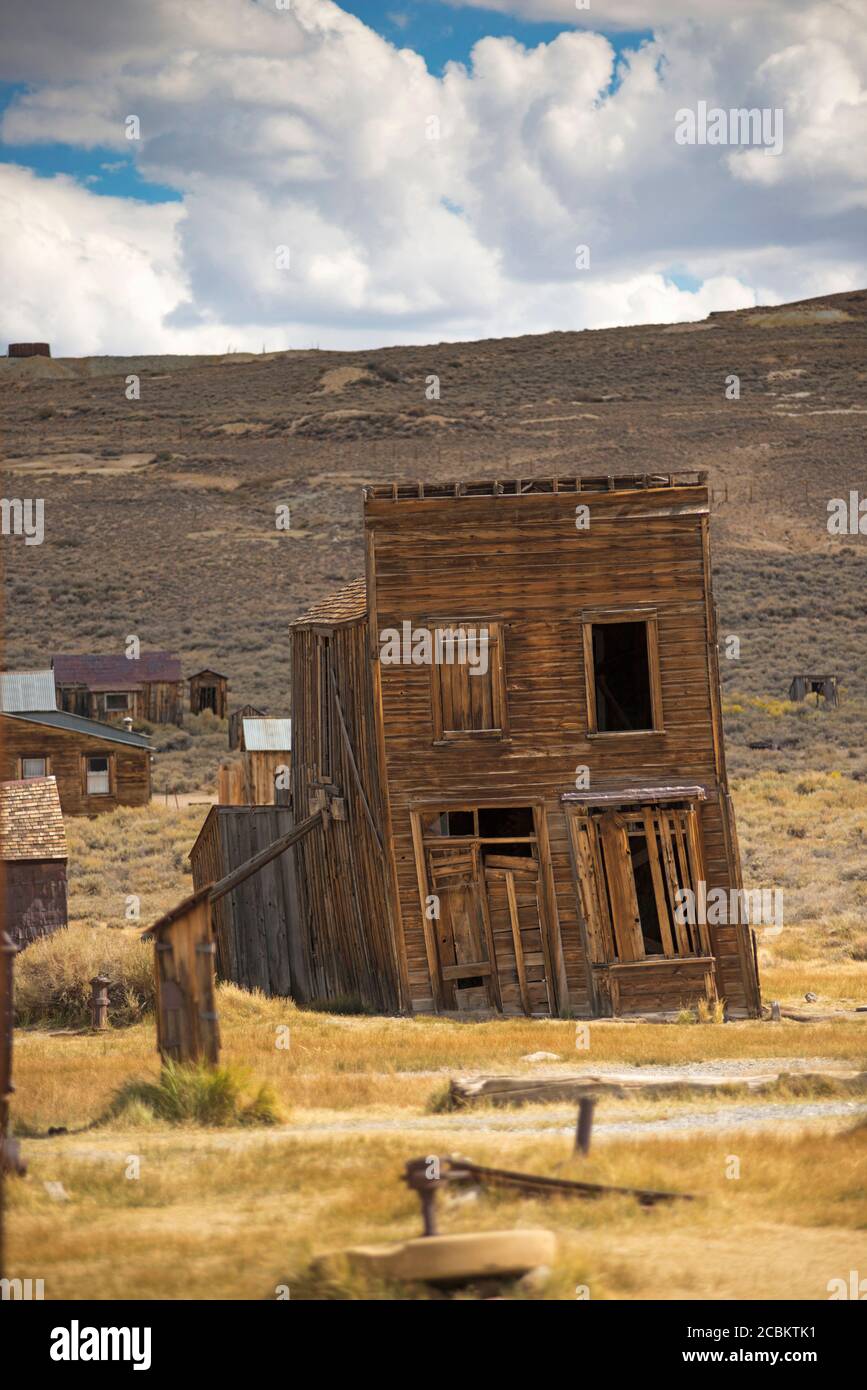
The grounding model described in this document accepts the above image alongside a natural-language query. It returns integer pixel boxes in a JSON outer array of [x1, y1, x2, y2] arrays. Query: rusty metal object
[[404, 1154, 692, 1225], [90, 974, 111, 1030], [8, 342, 51, 358]]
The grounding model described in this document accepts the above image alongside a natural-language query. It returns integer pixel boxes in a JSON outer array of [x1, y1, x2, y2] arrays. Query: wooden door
[[427, 846, 498, 1010], [483, 855, 552, 1016]]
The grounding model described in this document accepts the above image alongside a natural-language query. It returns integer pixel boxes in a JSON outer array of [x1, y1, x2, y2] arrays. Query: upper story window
[[430, 621, 508, 742], [582, 609, 663, 735]]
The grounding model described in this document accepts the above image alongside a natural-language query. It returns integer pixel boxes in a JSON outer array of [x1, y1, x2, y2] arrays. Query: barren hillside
[[3, 288, 865, 784]]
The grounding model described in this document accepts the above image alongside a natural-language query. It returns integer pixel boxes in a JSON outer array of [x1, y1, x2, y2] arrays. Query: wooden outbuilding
[[218, 718, 291, 806], [228, 705, 265, 751], [0, 709, 152, 815], [52, 651, 183, 725], [189, 805, 307, 998], [788, 674, 839, 707], [188, 669, 229, 719], [289, 473, 762, 1021], [143, 888, 219, 1064], [0, 777, 68, 949]]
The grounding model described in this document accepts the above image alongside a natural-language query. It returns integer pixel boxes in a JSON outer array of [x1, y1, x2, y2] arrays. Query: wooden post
[[574, 1096, 597, 1155], [90, 974, 110, 1030]]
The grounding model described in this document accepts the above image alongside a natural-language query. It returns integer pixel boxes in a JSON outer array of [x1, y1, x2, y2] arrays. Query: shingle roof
[[292, 578, 367, 627], [0, 776, 67, 861], [1, 710, 152, 748], [242, 717, 292, 751], [52, 651, 182, 685], [0, 670, 57, 712]]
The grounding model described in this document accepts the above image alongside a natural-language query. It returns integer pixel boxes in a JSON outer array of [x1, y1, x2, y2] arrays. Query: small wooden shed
[[188, 669, 229, 720], [228, 705, 265, 751], [0, 709, 151, 816], [189, 805, 307, 998], [143, 887, 219, 1064], [218, 718, 292, 805], [788, 674, 839, 707], [0, 777, 68, 949]]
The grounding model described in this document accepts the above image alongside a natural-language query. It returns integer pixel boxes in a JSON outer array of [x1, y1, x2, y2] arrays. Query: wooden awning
[[561, 783, 708, 808]]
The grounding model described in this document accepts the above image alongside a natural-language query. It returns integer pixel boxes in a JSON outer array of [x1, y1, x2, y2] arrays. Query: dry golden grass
[[8, 1115, 866, 1300], [7, 766, 867, 1299]]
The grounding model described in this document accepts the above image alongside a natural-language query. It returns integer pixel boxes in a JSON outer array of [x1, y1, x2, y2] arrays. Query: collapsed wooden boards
[[448, 1069, 867, 1107]]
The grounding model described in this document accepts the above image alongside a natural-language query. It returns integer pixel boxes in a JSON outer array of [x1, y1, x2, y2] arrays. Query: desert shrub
[[103, 1061, 282, 1127], [14, 924, 154, 1027]]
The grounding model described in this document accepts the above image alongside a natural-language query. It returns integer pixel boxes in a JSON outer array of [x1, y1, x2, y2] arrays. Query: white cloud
[[0, 0, 864, 354]]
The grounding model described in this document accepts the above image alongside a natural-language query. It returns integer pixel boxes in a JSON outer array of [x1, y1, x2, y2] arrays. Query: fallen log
[[447, 1068, 867, 1108]]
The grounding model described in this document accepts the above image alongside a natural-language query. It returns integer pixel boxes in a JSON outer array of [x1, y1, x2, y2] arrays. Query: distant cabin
[[188, 669, 229, 720], [788, 674, 839, 707], [218, 718, 291, 806], [1, 776, 68, 948], [52, 651, 183, 725], [0, 702, 152, 815]]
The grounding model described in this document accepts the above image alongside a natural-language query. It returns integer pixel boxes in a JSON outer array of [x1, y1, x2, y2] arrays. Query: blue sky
[[0, 3, 652, 205], [340, 1, 651, 75]]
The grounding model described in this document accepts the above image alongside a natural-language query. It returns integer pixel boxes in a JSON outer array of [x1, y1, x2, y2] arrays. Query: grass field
[[7, 764, 867, 1300]]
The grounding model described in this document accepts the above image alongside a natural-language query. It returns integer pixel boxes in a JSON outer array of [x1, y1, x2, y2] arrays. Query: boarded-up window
[[569, 804, 710, 964], [582, 609, 662, 735], [86, 755, 110, 795], [430, 621, 508, 741]]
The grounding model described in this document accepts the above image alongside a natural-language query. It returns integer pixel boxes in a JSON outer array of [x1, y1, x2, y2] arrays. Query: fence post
[[90, 974, 111, 1031], [574, 1096, 597, 1154]]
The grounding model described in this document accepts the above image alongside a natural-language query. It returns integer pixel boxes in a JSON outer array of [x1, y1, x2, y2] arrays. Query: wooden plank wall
[[291, 621, 400, 1012], [0, 715, 151, 815], [189, 806, 307, 999], [59, 681, 183, 725], [364, 486, 757, 1017], [153, 895, 220, 1064], [4, 860, 68, 949]]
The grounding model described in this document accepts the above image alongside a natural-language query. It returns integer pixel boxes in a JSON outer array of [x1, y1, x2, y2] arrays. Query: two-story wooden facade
[[291, 474, 761, 1020]]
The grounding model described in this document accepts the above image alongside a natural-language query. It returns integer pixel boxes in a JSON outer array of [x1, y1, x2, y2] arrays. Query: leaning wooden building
[[290, 473, 761, 1020]]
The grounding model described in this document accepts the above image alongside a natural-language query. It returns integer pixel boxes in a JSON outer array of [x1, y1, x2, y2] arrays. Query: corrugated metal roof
[[1, 709, 152, 748], [0, 776, 67, 860], [292, 578, 366, 627], [242, 717, 292, 751], [0, 670, 57, 712], [52, 650, 182, 685]]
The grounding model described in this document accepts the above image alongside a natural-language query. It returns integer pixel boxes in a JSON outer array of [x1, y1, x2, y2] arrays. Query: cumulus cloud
[[0, 0, 864, 353]]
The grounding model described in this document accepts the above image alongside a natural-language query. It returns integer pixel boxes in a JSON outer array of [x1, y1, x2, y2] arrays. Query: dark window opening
[[592, 622, 653, 732], [199, 685, 218, 712], [477, 805, 534, 838], [105, 692, 129, 712], [482, 840, 534, 862], [629, 832, 665, 955], [455, 976, 484, 990]]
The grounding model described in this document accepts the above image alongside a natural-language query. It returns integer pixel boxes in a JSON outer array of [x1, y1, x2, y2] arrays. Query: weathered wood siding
[[57, 680, 183, 725], [0, 714, 151, 815], [217, 751, 291, 805], [4, 860, 68, 949], [189, 806, 307, 999], [291, 620, 400, 1011], [364, 485, 757, 1018], [149, 889, 219, 1064]]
